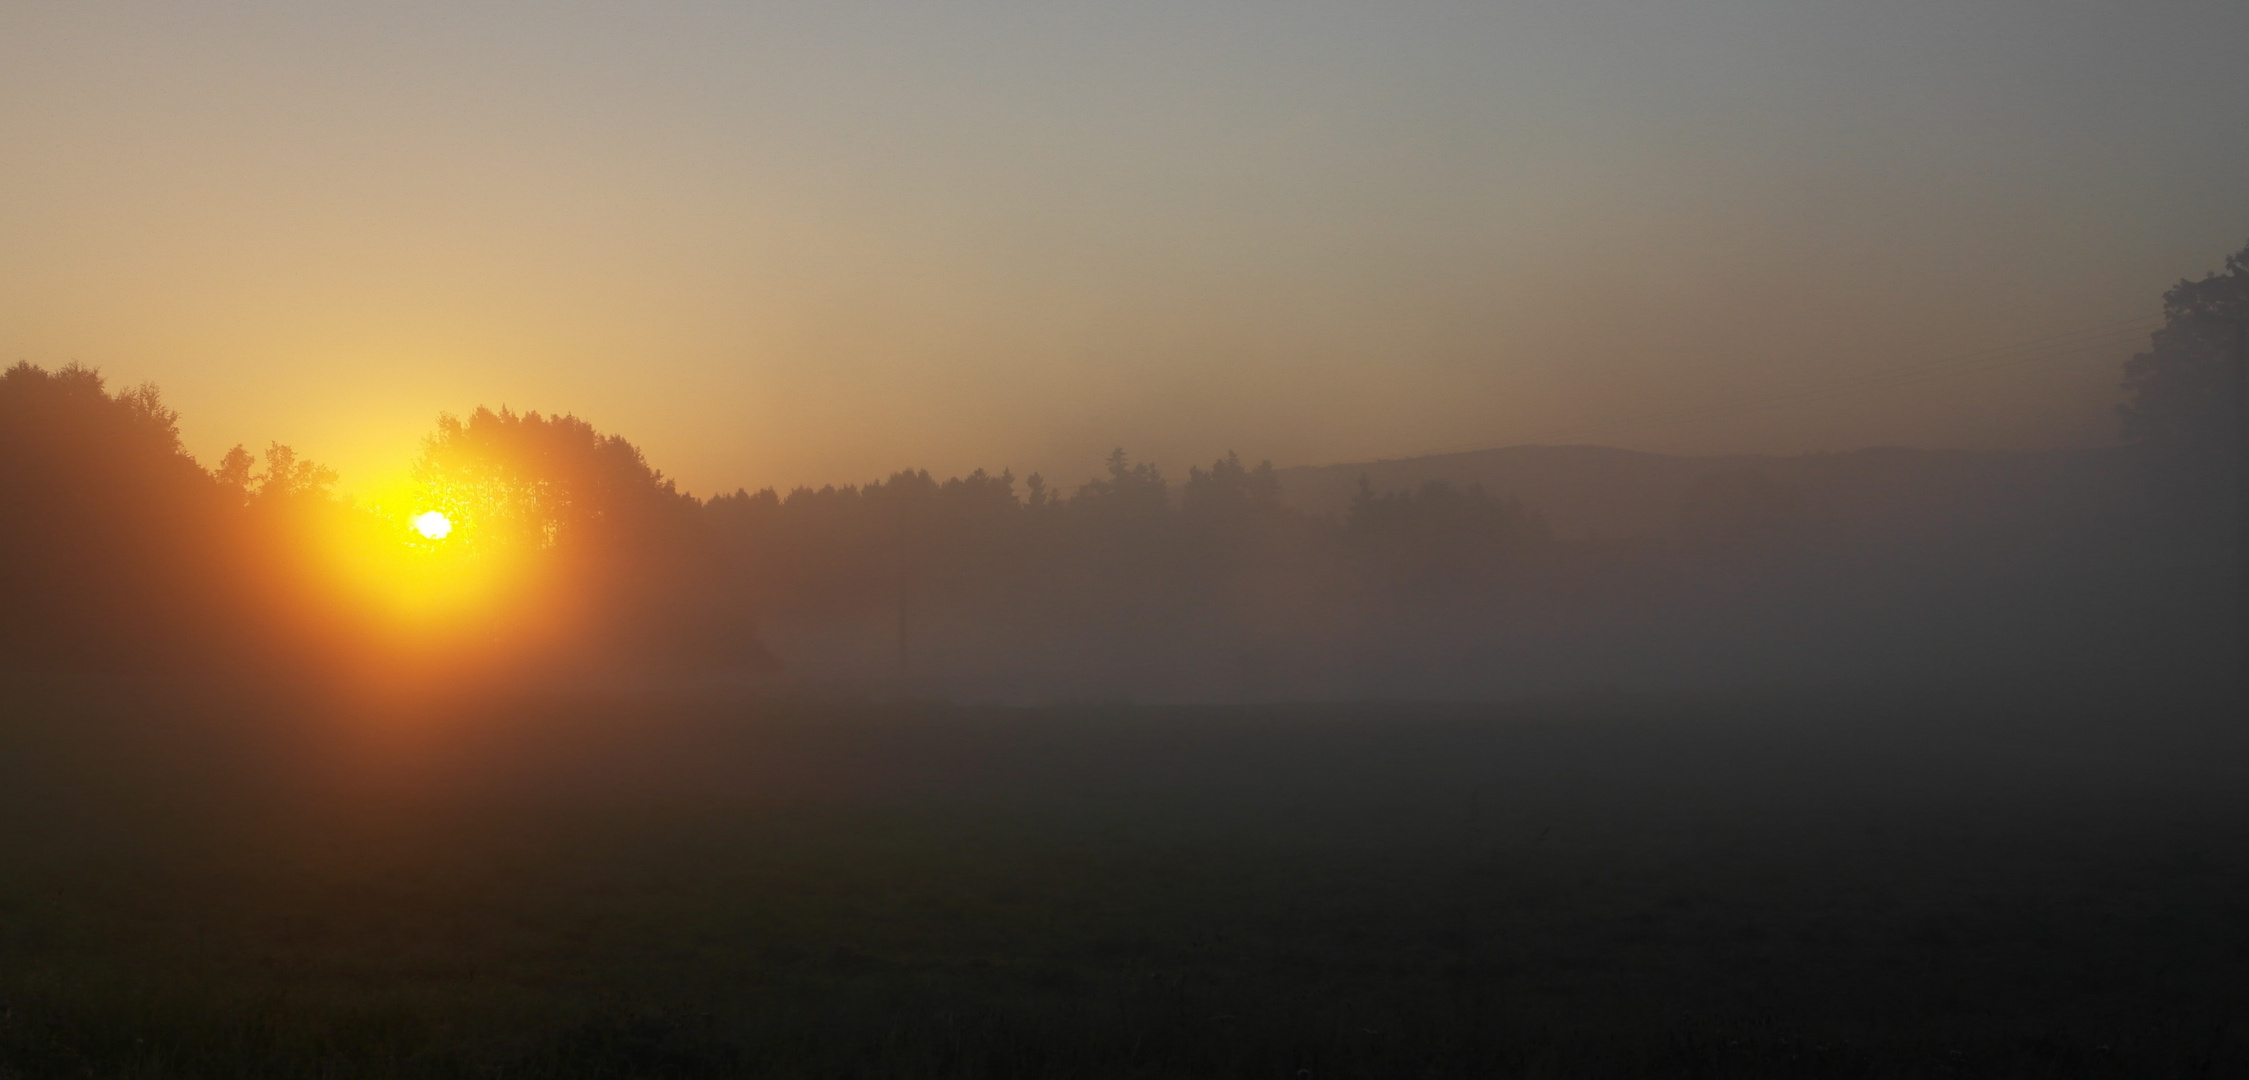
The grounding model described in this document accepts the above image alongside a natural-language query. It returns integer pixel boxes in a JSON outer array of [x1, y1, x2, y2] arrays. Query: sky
[[4, 1, 2245, 497]]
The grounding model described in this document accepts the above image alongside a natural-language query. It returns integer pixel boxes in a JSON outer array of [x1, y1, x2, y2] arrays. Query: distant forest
[[3, 243, 2240, 700]]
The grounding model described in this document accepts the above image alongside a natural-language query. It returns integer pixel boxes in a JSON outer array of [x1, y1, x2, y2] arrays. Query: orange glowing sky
[[4, 2, 2245, 496]]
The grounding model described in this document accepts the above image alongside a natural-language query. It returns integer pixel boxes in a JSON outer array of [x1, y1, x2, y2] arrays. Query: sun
[[306, 475, 533, 645]]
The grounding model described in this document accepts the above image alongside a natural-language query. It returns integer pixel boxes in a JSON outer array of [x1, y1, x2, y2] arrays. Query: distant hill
[[1273, 444, 2131, 541]]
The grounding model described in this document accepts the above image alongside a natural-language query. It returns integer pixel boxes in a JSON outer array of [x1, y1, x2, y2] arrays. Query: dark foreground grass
[[2, 678, 2245, 1077]]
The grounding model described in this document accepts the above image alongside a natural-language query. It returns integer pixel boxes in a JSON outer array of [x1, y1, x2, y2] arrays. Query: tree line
[[2, 240, 2239, 695]]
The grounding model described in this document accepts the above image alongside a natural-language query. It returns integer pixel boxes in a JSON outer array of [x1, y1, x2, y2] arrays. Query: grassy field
[[3, 677, 2245, 1077]]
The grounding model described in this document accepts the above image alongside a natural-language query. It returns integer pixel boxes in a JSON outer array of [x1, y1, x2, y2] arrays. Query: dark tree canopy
[[1183, 452, 1283, 522], [11, 310, 2226, 700], [0, 364, 234, 662], [1073, 448, 1169, 519], [414, 406, 698, 553], [2119, 240, 2247, 458]]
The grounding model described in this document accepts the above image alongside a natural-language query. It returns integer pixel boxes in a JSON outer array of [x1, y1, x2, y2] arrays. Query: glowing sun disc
[[412, 511, 453, 540]]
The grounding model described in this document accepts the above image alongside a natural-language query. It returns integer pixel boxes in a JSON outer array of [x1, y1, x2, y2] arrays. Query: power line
[[1515, 330, 2147, 448], [1468, 316, 2156, 450], [1390, 314, 2160, 460]]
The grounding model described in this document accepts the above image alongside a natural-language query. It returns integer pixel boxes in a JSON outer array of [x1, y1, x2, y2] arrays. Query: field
[[3, 676, 2246, 1077]]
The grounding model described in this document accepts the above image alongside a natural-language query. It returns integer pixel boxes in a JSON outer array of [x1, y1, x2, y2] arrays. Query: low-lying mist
[[2, 330, 2240, 712], [3, 242, 2245, 1072]]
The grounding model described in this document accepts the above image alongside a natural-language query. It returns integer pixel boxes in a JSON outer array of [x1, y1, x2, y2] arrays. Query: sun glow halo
[[311, 474, 524, 633]]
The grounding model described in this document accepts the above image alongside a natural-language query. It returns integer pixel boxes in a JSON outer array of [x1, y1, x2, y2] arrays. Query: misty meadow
[[3, 241, 2244, 1076], [7, 3, 2249, 1076]]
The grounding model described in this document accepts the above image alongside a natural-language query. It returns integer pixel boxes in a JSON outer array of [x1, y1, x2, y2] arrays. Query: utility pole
[[2213, 312, 2249, 690], [2235, 317, 2247, 686], [896, 497, 910, 676]]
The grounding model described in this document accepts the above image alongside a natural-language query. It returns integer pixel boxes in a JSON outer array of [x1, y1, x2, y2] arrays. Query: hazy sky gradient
[[5, 1, 2245, 494]]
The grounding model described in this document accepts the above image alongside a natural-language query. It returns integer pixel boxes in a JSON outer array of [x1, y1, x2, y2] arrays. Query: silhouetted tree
[[2120, 240, 2246, 468], [415, 407, 699, 554], [1073, 448, 1168, 519], [413, 406, 759, 670], [15, 357, 2177, 702], [1182, 452, 1282, 523], [214, 442, 337, 506], [0, 363, 238, 665]]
